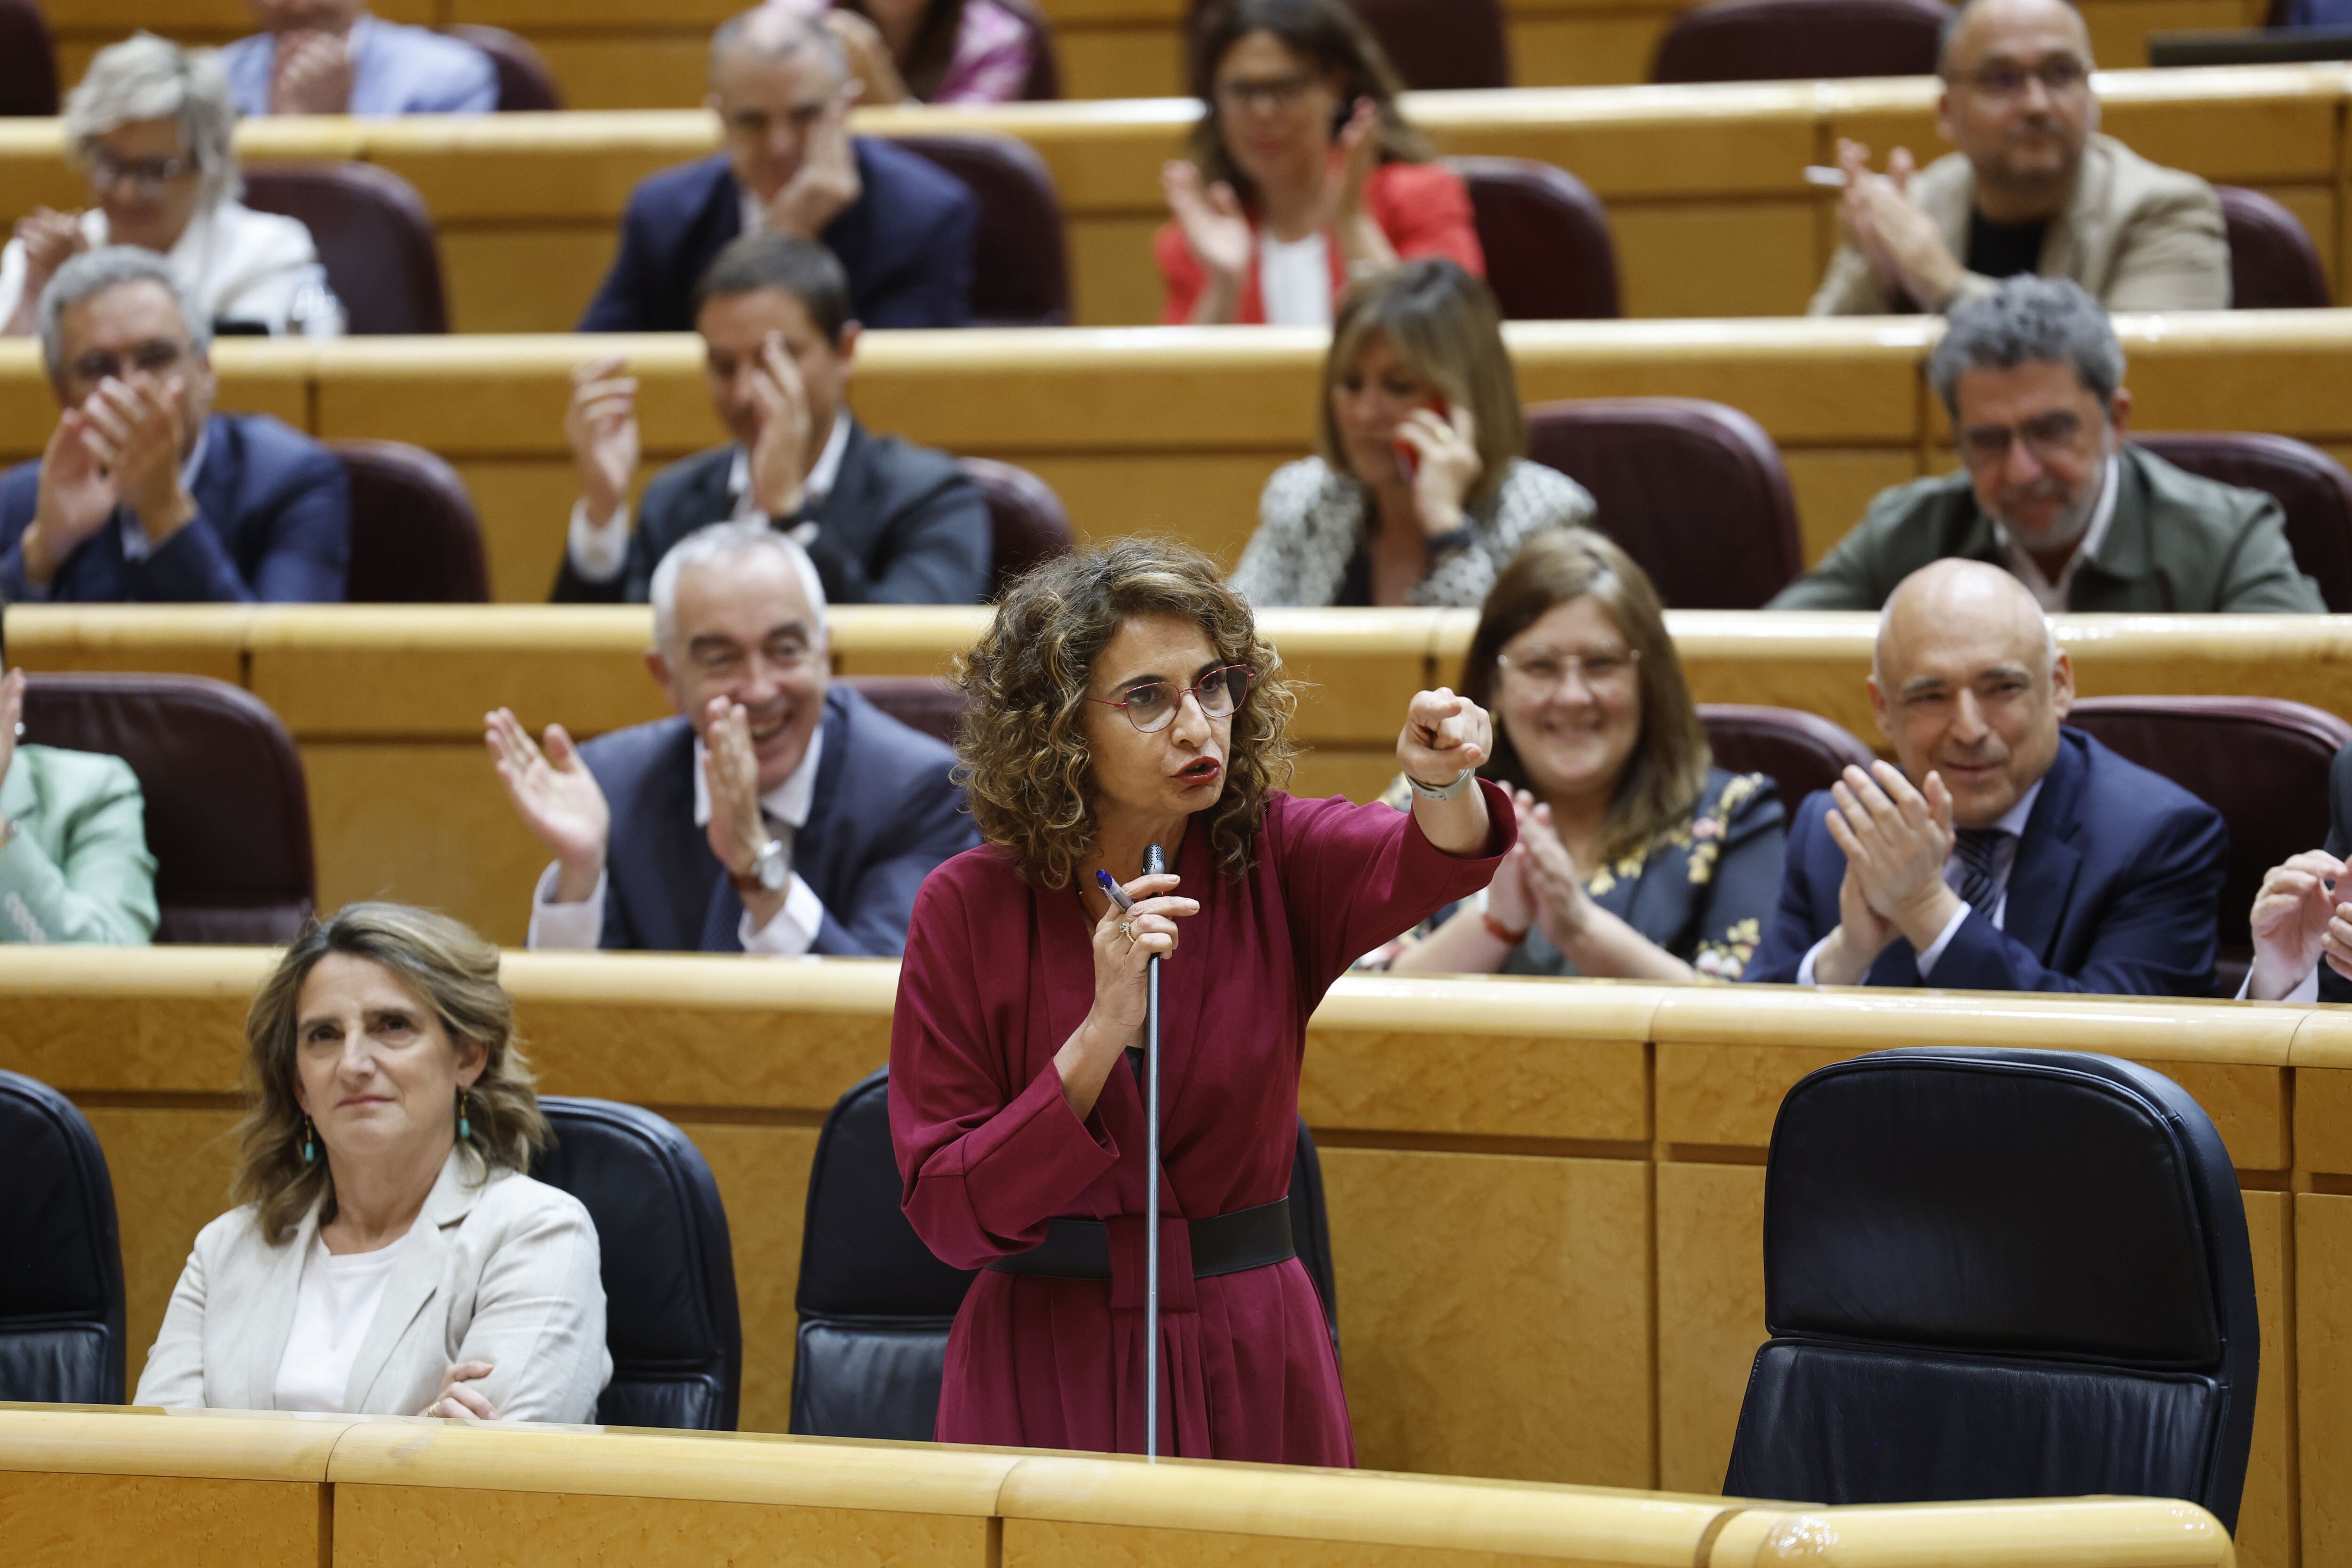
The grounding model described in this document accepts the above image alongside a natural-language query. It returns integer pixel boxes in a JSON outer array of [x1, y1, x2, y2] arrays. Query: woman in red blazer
[[1156, 0, 1483, 326]]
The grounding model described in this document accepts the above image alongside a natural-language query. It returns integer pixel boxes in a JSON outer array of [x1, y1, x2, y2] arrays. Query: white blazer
[[134, 1147, 612, 1421]]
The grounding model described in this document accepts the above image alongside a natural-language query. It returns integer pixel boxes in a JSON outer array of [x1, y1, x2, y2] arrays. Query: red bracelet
[[1480, 910, 1528, 946]]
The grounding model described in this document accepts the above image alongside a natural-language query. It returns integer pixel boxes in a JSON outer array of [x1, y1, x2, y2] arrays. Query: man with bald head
[[580, 5, 976, 332], [1810, 0, 2227, 315], [1747, 560, 2226, 994]]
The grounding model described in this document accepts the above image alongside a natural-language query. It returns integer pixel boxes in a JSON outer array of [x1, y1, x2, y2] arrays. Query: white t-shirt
[[271, 1231, 404, 1413], [1258, 231, 1333, 326]]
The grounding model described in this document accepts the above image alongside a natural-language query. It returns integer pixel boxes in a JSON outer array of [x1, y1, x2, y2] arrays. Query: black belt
[[986, 1200, 1294, 1281]]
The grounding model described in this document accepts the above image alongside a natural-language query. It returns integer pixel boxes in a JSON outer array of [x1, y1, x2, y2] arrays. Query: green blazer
[[0, 745, 158, 945], [1768, 445, 2327, 614]]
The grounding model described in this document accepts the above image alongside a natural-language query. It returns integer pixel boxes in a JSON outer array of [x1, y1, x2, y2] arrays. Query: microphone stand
[[1141, 841, 1165, 1461]]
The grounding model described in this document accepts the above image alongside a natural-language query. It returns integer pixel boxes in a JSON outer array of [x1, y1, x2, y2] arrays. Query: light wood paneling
[[0, 1474, 324, 1568], [2302, 1193, 2352, 1568], [81, 1107, 246, 1399], [1653, 1161, 1764, 1497], [1002, 1518, 1579, 1568], [669, 1122, 824, 1436], [2243, 1189, 2298, 1568]]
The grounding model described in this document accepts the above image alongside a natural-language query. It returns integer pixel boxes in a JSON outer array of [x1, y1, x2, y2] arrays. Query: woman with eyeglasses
[[890, 537, 1514, 1464], [1387, 530, 1788, 982], [0, 34, 343, 339], [1156, 0, 1481, 326]]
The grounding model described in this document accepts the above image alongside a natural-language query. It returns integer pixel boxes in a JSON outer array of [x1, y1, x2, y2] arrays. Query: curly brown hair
[[954, 538, 1298, 888]]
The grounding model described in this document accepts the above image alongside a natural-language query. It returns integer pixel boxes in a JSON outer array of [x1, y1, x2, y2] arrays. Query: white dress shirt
[[1258, 231, 1333, 326], [271, 1230, 405, 1412], [1994, 456, 2119, 613], [0, 204, 344, 338], [10, 427, 209, 603], [564, 414, 851, 583], [527, 726, 829, 955], [1796, 777, 2045, 985]]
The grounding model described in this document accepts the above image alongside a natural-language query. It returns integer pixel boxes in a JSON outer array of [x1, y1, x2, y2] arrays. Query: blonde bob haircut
[[232, 903, 551, 1247], [1458, 528, 1711, 868], [1319, 259, 1523, 513], [954, 538, 1299, 889]]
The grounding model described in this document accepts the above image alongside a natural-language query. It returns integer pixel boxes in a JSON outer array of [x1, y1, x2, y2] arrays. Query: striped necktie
[[1953, 828, 2008, 919]]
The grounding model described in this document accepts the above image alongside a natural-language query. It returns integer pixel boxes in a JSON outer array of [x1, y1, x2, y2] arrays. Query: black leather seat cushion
[[0, 1071, 126, 1405], [533, 1098, 742, 1430]]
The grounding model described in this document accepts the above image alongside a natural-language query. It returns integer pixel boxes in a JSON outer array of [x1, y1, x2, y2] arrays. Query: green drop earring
[[301, 1117, 317, 1165], [457, 1087, 472, 1142]]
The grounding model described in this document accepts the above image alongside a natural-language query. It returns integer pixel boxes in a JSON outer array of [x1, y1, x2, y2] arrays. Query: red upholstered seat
[[241, 162, 450, 334], [892, 134, 1072, 326], [443, 24, 564, 110], [1525, 398, 1803, 608], [332, 439, 492, 604], [2214, 185, 2331, 309], [1652, 0, 1949, 83], [1446, 157, 1621, 320], [18, 674, 316, 945], [956, 455, 1075, 597], [1188, 0, 1510, 89], [1699, 705, 1879, 810], [0, 0, 58, 117], [846, 676, 966, 748], [2132, 433, 2352, 611]]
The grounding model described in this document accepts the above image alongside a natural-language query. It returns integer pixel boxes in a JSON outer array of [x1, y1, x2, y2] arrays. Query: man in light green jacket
[[0, 668, 158, 944]]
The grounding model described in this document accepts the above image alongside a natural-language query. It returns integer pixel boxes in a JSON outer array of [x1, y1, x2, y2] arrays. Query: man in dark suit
[[488, 519, 976, 955], [578, 5, 976, 333], [2245, 741, 2352, 1003], [554, 231, 989, 606], [1746, 558, 2226, 995], [0, 247, 348, 603]]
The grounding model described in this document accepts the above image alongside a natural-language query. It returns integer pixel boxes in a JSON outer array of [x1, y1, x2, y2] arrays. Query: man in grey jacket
[[1810, 0, 2228, 316]]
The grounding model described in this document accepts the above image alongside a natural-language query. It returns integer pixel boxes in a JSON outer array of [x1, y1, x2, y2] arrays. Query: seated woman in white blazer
[[136, 902, 611, 1421]]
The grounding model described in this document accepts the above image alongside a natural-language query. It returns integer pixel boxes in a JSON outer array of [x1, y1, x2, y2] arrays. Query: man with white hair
[[486, 520, 975, 955], [1746, 558, 2226, 995]]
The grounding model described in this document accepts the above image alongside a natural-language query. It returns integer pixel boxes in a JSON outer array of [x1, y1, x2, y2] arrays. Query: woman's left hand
[[1316, 97, 1381, 229], [1398, 687, 1490, 786], [423, 1360, 499, 1422], [1395, 402, 1480, 536], [1516, 793, 1593, 945]]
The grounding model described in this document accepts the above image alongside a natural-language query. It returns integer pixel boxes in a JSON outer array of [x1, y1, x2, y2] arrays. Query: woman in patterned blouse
[[1229, 259, 1593, 609], [1389, 529, 1787, 980]]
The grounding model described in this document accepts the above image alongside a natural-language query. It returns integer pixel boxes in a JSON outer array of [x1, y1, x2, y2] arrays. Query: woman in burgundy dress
[[889, 537, 1514, 1463]]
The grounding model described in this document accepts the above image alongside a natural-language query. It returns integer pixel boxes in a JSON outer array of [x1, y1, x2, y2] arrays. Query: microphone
[[1141, 841, 1165, 1459]]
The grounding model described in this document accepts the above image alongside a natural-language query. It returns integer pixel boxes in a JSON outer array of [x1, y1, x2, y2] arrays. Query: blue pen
[[1096, 869, 1136, 913]]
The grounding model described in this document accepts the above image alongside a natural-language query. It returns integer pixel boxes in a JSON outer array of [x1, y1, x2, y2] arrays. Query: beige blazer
[[134, 1147, 612, 1421], [1809, 133, 2230, 315]]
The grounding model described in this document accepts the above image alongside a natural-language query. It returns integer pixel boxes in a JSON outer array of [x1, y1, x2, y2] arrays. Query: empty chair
[[1191, 0, 1510, 89], [1525, 398, 1803, 608], [792, 1068, 1339, 1440], [2215, 186, 2331, 309], [2133, 432, 2352, 610], [956, 455, 1076, 597], [1447, 157, 1621, 321], [1652, 0, 1948, 82], [444, 24, 564, 111], [19, 675, 314, 945], [892, 134, 1071, 326], [1726, 1048, 2258, 1530], [1699, 705, 1877, 810], [0, 1071, 126, 1405], [332, 439, 492, 603], [0, 0, 58, 116], [532, 1098, 741, 1430], [2067, 695, 2352, 990], [241, 163, 450, 334], [847, 676, 966, 749]]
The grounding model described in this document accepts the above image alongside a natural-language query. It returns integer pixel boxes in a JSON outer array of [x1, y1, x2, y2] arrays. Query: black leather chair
[[20, 674, 315, 945], [332, 438, 493, 603], [1447, 157, 1621, 321], [1652, 0, 1948, 83], [2134, 432, 2352, 611], [847, 675, 965, 749], [1190, 0, 1510, 89], [0, 0, 58, 117], [2215, 185, 2332, 309], [0, 1070, 126, 1405], [444, 24, 564, 111], [792, 1067, 1340, 1440], [893, 133, 1072, 326], [1725, 1048, 2260, 1531], [956, 455, 1076, 597], [241, 163, 451, 334], [1699, 705, 1877, 810], [532, 1098, 742, 1430], [1525, 398, 1804, 608]]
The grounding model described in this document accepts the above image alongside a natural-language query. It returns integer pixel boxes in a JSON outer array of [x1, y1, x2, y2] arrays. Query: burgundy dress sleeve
[[889, 860, 1121, 1271]]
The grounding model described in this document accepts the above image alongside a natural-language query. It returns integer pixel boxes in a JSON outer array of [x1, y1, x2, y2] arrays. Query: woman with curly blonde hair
[[889, 536, 1515, 1465]]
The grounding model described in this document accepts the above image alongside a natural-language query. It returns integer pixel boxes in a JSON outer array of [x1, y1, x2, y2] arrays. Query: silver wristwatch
[[733, 837, 788, 894], [1405, 768, 1476, 803]]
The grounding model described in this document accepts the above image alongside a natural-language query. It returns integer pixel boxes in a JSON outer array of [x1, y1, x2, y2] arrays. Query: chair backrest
[[1726, 1048, 2259, 1529], [1524, 397, 1803, 607], [1446, 157, 1621, 321], [1651, 0, 1947, 82], [955, 455, 1076, 597], [19, 674, 315, 945], [890, 133, 1071, 326], [331, 438, 492, 604], [442, 24, 564, 111], [1188, 0, 1510, 89], [791, 1067, 1340, 1440], [1699, 705, 1877, 808], [0, 0, 58, 116], [0, 1070, 125, 1405], [846, 675, 965, 749], [532, 1098, 742, 1431], [240, 163, 450, 334], [2215, 185, 2331, 309], [2132, 432, 2352, 611], [2065, 697, 2352, 987]]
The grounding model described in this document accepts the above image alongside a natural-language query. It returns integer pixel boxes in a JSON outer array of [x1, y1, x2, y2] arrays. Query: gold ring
[[1119, 919, 1137, 945]]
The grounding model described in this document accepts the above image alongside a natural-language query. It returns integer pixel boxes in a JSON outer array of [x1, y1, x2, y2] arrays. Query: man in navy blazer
[[1, 248, 348, 604], [1746, 559, 2226, 996], [488, 519, 975, 956], [578, 7, 976, 334]]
